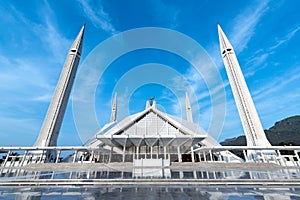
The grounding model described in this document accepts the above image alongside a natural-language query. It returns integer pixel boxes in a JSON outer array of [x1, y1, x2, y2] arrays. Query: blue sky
[[0, 0, 299, 146]]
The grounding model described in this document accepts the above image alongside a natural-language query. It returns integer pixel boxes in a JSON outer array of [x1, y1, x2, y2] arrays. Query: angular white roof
[[86, 104, 221, 148]]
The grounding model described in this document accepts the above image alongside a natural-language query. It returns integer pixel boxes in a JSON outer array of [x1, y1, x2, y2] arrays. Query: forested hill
[[220, 115, 300, 146]]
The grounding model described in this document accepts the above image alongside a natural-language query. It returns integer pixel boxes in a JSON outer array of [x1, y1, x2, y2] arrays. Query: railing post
[[2, 151, 11, 168], [276, 150, 286, 166], [243, 150, 248, 162], [0, 151, 11, 175], [19, 150, 28, 167], [39, 150, 45, 163], [55, 150, 61, 163], [294, 150, 300, 166], [73, 150, 78, 163]]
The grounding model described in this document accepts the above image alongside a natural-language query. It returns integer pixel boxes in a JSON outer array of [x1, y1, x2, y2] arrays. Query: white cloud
[[31, 93, 54, 102], [230, 1, 270, 53], [208, 1, 271, 71], [78, 0, 116, 34], [244, 52, 269, 77], [244, 26, 300, 77], [160, 88, 182, 117], [269, 26, 300, 51], [252, 66, 300, 101], [0, 116, 40, 146], [7, 2, 72, 62], [0, 57, 51, 89]]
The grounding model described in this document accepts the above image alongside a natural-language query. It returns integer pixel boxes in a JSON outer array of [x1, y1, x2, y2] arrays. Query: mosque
[[1, 24, 300, 200], [29, 23, 276, 165]]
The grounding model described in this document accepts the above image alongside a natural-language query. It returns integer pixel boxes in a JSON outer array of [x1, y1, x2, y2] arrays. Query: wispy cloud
[[0, 116, 39, 146], [0, 2, 77, 145], [209, 1, 270, 69], [252, 66, 300, 101], [0, 2, 71, 103], [230, 1, 270, 53], [78, 0, 116, 34], [244, 26, 300, 77], [269, 26, 300, 51], [8, 2, 72, 62], [31, 93, 54, 102], [244, 52, 269, 77], [0, 57, 55, 103], [160, 88, 182, 117]]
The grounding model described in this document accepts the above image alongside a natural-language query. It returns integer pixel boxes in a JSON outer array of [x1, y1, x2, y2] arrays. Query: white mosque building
[[30, 23, 275, 165], [1, 24, 300, 200], [3, 24, 299, 171]]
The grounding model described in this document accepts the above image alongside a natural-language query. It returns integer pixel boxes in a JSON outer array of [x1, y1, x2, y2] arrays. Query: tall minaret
[[110, 92, 117, 122], [217, 24, 271, 147], [185, 91, 193, 123], [34, 25, 85, 147]]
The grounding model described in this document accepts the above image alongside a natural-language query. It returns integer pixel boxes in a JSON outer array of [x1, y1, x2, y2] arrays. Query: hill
[[221, 115, 300, 146]]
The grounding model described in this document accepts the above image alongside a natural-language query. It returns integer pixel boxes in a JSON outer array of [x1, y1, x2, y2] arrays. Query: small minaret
[[185, 91, 193, 123], [34, 25, 85, 147], [217, 24, 271, 147], [110, 92, 117, 122]]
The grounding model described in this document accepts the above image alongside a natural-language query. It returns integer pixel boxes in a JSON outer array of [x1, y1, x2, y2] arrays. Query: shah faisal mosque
[[33, 24, 273, 163], [0, 25, 300, 199]]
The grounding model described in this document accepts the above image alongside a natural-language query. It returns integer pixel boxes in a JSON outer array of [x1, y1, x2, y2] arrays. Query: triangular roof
[[85, 104, 222, 149], [95, 106, 208, 138], [85, 103, 242, 162]]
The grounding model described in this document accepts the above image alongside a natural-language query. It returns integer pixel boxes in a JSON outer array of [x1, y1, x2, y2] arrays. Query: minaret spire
[[217, 24, 271, 147], [34, 24, 85, 147], [110, 92, 117, 122], [185, 90, 193, 123]]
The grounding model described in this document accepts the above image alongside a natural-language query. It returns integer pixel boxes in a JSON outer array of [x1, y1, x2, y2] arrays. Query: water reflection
[[1, 166, 300, 199], [1, 185, 300, 199], [2, 167, 300, 181]]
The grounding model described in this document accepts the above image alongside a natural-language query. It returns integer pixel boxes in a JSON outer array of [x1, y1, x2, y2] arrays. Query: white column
[[191, 147, 195, 163], [177, 146, 182, 162], [209, 150, 213, 162], [193, 170, 197, 179], [90, 150, 94, 163], [168, 147, 171, 160], [136, 146, 139, 159], [109, 147, 113, 163], [122, 145, 126, 162]]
